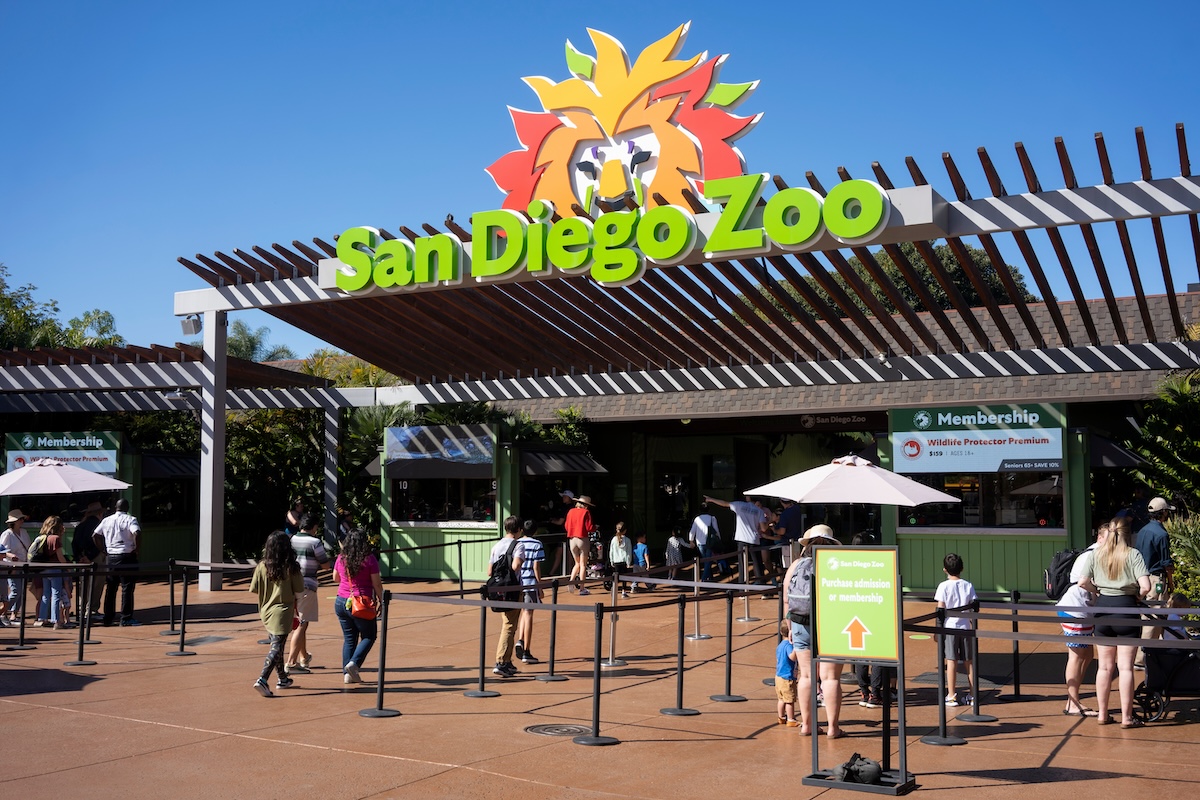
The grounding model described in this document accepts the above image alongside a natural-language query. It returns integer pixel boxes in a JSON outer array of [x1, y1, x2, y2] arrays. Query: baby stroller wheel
[[1134, 681, 1166, 722], [603, 581, 612, 591]]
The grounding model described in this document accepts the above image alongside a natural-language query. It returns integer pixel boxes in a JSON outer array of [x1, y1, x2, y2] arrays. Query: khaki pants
[[495, 608, 520, 665]]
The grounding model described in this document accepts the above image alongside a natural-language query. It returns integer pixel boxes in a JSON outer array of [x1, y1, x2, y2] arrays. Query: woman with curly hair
[[1078, 514, 1151, 727], [249, 531, 303, 698], [334, 527, 384, 685]]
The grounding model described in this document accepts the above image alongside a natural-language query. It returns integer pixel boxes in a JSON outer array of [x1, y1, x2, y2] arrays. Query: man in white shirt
[[93, 498, 141, 627], [704, 495, 770, 585], [689, 503, 720, 582]]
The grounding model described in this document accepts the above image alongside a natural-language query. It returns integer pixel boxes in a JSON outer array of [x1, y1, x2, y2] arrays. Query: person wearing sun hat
[[2, 509, 33, 623], [564, 494, 597, 595], [786, 523, 845, 738]]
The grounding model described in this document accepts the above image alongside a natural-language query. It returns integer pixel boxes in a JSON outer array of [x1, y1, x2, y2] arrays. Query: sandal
[[1063, 705, 1099, 717], [1120, 719, 1145, 729]]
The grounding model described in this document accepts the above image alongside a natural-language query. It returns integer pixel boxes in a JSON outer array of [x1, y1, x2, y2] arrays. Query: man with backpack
[[487, 516, 523, 677]]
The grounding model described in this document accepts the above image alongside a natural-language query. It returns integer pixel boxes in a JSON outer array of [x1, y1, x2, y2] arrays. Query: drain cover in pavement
[[525, 724, 592, 737]]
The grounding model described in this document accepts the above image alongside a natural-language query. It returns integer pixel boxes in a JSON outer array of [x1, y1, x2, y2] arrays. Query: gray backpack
[[787, 556, 814, 620]]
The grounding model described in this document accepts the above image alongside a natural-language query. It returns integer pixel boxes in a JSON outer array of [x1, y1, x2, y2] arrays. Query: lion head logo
[[486, 23, 760, 218]]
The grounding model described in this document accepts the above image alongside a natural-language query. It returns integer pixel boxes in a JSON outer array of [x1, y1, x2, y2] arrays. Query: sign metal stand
[[801, 546, 916, 795]]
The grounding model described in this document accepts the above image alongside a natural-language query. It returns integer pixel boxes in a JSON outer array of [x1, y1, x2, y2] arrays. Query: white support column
[[198, 310, 228, 591], [323, 403, 339, 543]]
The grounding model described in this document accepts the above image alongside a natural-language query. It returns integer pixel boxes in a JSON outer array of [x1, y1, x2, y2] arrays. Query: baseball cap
[[1148, 497, 1175, 512]]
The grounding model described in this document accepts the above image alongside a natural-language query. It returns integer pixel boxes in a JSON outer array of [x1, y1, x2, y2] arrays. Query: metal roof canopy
[[174, 124, 1200, 397]]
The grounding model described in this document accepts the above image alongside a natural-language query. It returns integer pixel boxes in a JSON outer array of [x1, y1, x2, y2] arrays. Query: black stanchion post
[[465, 586, 499, 698], [166, 566, 196, 657], [65, 572, 96, 666], [7, 566, 35, 651], [662, 594, 699, 717], [456, 540, 465, 600], [83, 562, 99, 645], [1010, 589, 1022, 699], [160, 559, 178, 636], [360, 590, 401, 718], [538, 579, 568, 683], [573, 602, 619, 746], [711, 590, 746, 702], [920, 606, 964, 745]]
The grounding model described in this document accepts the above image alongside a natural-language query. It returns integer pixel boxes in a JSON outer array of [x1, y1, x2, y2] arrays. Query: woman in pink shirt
[[333, 528, 384, 684]]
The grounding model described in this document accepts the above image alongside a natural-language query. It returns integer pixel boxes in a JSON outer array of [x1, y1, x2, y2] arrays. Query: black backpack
[[485, 539, 521, 610], [1044, 547, 1083, 600]]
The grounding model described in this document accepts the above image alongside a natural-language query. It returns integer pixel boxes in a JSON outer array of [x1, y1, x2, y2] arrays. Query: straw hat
[[6, 509, 27, 524], [575, 495, 595, 507], [799, 524, 839, 543]]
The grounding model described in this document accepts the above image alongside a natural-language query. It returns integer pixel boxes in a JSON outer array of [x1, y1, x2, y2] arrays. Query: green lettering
[[590, 210, 640, 284], [334, 226, 378, 292], [763, 187, 824, 250], [823, 179, 890, 243], [637, 205, 696, 265], [526, 200, 554, 276], [414, 234, 462, 285], [470, 210, 526, 279], [703, 173, 767, 255], [546, 216, 593, 274], [373, 238, 414, 288]]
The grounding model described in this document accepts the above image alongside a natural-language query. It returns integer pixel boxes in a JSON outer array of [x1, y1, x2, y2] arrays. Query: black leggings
[[1094, 593, 1140, 638]]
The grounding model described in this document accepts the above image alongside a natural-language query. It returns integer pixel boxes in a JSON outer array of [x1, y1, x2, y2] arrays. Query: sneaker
[[276, 676, 295, 689], [119, 619, 142, 627], [286, 663, 312, 674], [817, 692, 824, 708], [492, 661, 517, 677], [520, 652, 540, 664], [514, 641, 525, 660], [578, 588, 591, 596], [503, 660, 520, 675], [253, 679, 273, 698], [344, 661, 360, 684], [858, 690, 871, 707], [959, 693, 973, 707], [298, 654, 313, 669], [944, 694, 959, 707], [864, 694, 882, 709]]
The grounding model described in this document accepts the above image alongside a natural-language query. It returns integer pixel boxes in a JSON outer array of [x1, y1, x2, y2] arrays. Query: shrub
[[1166, 515, 1200, 601]]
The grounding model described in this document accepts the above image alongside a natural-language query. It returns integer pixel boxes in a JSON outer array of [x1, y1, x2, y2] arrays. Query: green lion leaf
[[565, 40, 595, 80], [703, 81, 754, 108]]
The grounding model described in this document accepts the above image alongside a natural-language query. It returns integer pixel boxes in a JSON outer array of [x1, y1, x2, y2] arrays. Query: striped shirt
[[514, 536, 545, 586], [290, 532, 330, 591]]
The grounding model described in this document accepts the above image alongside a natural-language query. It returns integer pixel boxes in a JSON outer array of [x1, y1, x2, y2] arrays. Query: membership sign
[[814, 546, 900, 662], [891, 403, 1065, 474]]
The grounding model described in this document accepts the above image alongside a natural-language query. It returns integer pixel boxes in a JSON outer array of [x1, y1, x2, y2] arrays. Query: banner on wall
[[5, 431, 122, 475], [890, 404, 1065, 474]]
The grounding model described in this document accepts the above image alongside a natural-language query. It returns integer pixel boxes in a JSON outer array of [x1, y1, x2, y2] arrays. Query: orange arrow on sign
[[842, 616, 870, 650]]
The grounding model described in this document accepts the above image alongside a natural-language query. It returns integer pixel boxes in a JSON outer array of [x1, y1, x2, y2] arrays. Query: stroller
[[586, 528, 614, 590], [1134, 625, 1200, 721]]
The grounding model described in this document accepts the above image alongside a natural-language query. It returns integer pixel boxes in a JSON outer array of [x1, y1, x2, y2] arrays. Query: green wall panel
[[381, 525, 499, 581], [897, 532, 1066, 595]]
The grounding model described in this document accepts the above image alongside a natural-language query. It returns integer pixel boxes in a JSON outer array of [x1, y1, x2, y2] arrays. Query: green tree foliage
[[303, 348, 402, 386], [190, 319, 296, 362], [744, 241, 1039, 321], [1127, 373, 1200, 510], [0, 264, 124, 348]]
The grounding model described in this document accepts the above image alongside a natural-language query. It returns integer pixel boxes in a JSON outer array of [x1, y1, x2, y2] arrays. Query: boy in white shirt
[[934, 552, 977, 707]]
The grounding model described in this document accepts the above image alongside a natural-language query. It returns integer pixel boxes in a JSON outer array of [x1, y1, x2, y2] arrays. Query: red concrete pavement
[[2, 577, 1198, 799]]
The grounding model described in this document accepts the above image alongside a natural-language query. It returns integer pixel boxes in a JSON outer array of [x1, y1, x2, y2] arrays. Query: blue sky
[[2, 1, 1197, 357]]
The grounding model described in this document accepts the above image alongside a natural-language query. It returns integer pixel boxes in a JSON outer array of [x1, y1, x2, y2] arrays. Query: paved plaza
[[2, 577, 1198, 799]]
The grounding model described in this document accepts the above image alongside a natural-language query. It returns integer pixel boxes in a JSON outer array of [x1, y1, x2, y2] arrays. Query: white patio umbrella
[[745, 455, 961, 507], [0, 458, 131, 496]]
